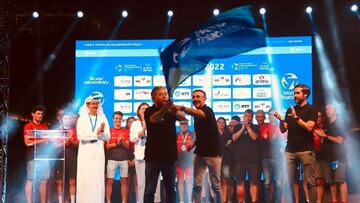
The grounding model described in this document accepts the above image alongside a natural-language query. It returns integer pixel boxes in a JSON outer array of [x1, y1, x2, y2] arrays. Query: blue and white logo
[[281, 73, 298, 90], [90, 91, 105, 105]]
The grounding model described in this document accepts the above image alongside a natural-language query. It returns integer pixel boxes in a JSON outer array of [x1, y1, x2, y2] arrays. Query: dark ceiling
[[6, 0, 360, 127]]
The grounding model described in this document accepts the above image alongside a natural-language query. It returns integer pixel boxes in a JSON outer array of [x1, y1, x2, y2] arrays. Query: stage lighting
[[351, 4, 358, 12], [32, 11, 39, 19], [306, 6, 312, 14], [50, 53, 56, 60], [122, 10, 128, 18], [259, 8, 266, 15], [77, 11, 84, 18], [167, 10, 173, 17], [213, 9, 220, 16]]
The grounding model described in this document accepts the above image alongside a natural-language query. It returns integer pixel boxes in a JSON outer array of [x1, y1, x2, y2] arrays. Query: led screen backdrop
[[75, 36, 312, 126]]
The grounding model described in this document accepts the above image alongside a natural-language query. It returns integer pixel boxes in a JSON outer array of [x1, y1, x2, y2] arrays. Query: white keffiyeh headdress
[[78, 96, 105, 116]]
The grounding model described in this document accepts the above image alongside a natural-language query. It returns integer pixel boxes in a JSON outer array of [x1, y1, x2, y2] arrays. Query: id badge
[[140, 137, 146, 146], [331, 160, 339, 170]]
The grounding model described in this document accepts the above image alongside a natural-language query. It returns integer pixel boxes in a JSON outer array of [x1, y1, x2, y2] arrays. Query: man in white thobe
[[76, 96, 110, 203]]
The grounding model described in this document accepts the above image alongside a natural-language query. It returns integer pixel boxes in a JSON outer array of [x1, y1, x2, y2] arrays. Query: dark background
[[7, 0, 360, 126], [3, 0, 360, 201]]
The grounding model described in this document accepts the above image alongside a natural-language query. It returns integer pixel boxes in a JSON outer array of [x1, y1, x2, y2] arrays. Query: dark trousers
[[144, 160, 176, 203]]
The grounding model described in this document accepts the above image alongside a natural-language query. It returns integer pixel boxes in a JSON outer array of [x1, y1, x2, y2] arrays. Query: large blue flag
[[160, 6, 266, 96]]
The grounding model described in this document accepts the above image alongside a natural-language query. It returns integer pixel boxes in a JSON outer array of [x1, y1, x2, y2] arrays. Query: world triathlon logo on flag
[[160, 6, 266, 96]]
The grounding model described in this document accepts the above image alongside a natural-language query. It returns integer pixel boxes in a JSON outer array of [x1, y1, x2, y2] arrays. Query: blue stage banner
[[160, 6, 266, 96]]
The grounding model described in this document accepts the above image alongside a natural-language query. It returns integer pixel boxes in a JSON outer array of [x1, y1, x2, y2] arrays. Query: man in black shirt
[[232, 109, 259, 203], [144, 86, 185, 203], [314, 104, 347, 203], [179, 89, 222, 203], [274, 84, 318, 203]]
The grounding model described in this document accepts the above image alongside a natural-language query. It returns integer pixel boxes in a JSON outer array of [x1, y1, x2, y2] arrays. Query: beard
[[295, 97, 304, 104]]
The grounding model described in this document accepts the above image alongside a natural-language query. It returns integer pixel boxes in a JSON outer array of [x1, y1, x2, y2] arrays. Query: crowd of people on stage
[[22, 84, 349, 203]]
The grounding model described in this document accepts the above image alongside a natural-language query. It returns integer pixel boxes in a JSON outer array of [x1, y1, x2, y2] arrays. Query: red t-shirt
[[23, 121, 49, 160], [259, 123, 285, 158], [176, 131, 193, 167], [106, 128, 130, 161], [108, 128, 130, 144], [65, 127, 78, 146], [259, 123, 271, 140], [23, 121, 49, 144], [313, 127, 322, 151]]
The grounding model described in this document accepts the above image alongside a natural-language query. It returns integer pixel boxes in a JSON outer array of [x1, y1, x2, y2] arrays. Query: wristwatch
[[181, 106, 186, 111], [294, 116, 300, 121]]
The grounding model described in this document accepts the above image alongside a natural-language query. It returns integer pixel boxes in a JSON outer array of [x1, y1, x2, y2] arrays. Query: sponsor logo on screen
[[232, 88, 251, 99], [233, 101, 252, 112], [142, 64, 153, 72], [253, 74, 272, 85], [114, 102, 132, 114], [173, 88, 192, 100], [115, 64, 143, 72], [153, 75, 166, 86], [231, 62, 256, 71], [213, 88, 231, 99], [253, 88, 271, 99], [134, 89, 152, 100], [193, 75, 211, 86], [259, 62, 272, 71], [213, 75, 231, 86], [179, 77, 192, 86], [212, 101, 231, 112], [233, 74, 251, 86], [114, 76, 132, 87], [253, 101, 272, 112], [134, 76, 152, 86], [114, 89, 132, 100]]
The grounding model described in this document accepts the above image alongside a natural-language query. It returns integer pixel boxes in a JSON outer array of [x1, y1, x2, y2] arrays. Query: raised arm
[[150, 102, 173, 123], [274, 111, 288, 133], [177, 105, 205, 119], [314, 128, 344, 144]]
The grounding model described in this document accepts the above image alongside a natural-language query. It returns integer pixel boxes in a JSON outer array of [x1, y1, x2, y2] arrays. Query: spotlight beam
[[306, 10, 355, 132], [352, 4, 360, 20], [109, 17, 125, 40], [43, 19, 79, 71], [9, 18, 33, 42], [19, 18, 80, 106], [259, 8, 268, 34], [109, 10, 128, 40], [164, 11, 173, 38]]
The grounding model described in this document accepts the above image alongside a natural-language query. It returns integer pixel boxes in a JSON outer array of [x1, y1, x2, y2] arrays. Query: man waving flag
[[160, 6, 266, 96]]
